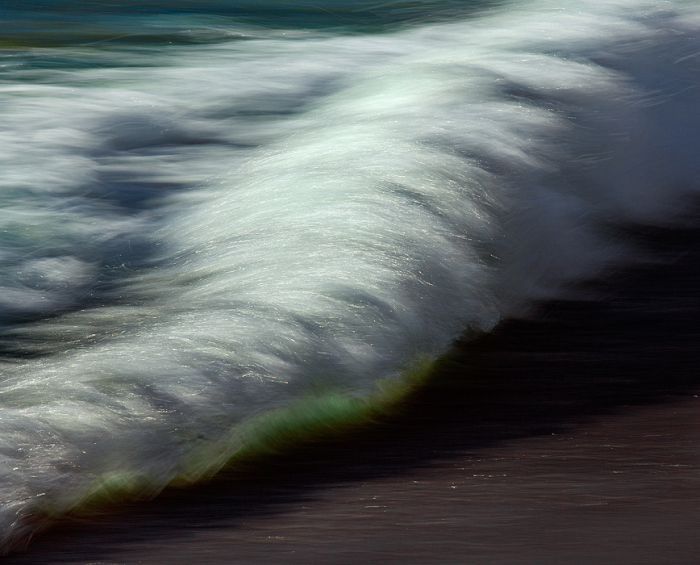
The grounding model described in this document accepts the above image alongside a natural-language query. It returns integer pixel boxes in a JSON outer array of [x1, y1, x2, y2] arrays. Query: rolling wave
[[1, 0, 699, 551]]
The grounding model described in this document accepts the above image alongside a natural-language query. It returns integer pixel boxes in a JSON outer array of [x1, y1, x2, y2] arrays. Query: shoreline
[[8, 223, 700, 563]]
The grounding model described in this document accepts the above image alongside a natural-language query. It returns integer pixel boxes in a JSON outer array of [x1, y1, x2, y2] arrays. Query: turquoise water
[[1, 0, 699, 553], [1, 1, 499, 46]]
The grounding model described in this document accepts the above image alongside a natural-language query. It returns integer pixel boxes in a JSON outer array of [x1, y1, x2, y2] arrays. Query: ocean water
[[1, 0, 699, 552]]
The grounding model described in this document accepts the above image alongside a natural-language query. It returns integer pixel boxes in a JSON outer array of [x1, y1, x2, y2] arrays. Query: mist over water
[[1, 0, 699, 552]]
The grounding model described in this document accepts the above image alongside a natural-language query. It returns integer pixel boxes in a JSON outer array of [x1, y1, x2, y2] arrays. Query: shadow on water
[[8, 221, 700, 562]]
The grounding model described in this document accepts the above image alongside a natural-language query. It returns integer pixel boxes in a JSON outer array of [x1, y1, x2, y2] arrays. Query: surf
[[1, 0, 699, 552]]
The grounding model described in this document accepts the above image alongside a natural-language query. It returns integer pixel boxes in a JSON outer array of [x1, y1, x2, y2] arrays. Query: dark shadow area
[[7, 220, 700, 563]]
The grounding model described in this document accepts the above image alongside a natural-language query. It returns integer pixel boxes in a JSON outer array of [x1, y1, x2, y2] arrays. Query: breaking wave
[[1, 0, 699, 551]]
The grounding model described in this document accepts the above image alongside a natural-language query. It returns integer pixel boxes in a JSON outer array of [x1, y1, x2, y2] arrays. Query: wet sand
[[7, 223, 700, 564]]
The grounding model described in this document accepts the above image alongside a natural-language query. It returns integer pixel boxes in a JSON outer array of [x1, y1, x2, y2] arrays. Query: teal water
[[1, 1, 499, 46]]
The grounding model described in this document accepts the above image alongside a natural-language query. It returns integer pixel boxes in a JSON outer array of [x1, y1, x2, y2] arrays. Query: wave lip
[[1, 0, 700, 552]]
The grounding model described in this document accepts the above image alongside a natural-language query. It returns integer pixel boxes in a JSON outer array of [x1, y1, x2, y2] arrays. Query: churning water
[[1, 0, 699, 551]]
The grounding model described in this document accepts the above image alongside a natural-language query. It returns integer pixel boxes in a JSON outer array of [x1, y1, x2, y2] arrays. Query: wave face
[[1, 0, 699, 550]]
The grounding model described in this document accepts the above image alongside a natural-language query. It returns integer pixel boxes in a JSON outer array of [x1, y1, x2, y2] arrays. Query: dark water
[[0, 1, 498, 45]]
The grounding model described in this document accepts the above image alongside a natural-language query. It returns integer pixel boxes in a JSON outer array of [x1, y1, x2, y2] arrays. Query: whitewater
[[1, 0, 699, 551]]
